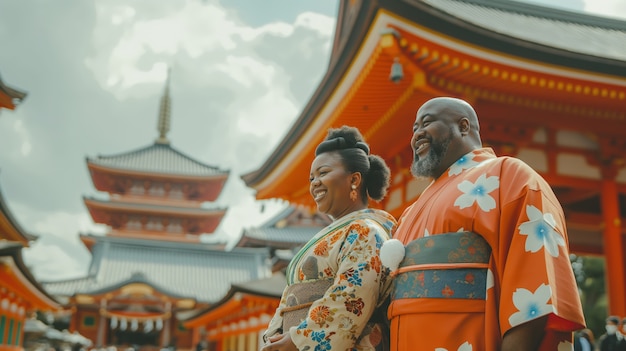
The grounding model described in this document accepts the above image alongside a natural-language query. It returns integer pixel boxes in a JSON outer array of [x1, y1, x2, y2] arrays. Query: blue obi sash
[[392, 231, 492, 300]]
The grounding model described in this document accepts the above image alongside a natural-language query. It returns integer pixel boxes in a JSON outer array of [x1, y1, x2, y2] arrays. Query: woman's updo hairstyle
[[314, 125, 391, 202]]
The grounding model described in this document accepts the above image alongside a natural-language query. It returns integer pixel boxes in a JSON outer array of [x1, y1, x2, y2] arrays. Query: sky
[[0, 0, 624, 282]]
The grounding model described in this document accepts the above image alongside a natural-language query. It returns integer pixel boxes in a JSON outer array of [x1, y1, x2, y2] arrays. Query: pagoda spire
[[155, 67, 171, 145]]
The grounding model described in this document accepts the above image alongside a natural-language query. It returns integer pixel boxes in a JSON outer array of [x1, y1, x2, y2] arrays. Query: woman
[[261, 126, 397, 351]]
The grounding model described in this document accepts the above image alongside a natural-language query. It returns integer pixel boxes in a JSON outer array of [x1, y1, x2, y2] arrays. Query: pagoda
[[243, 0, 626, 318], [83, 72, 228, 246], [43, 73, 271, 351]]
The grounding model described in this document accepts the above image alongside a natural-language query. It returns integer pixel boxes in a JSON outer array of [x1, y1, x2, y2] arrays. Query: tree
[[572, 254, 607, 339]]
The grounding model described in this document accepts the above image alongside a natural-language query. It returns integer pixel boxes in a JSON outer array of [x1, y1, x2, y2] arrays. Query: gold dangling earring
[[350, 184, 357, 202]]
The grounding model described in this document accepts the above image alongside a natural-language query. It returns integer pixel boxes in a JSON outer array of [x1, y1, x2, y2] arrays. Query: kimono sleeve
[[497, 161, 584, 339], [262, 293, 287, 342]]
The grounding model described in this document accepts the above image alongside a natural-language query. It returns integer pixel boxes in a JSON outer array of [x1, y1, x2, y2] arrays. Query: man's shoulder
[[492, 155, 543, 179]]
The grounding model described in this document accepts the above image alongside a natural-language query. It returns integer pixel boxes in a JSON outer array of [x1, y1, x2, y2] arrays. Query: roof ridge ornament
[[155, 67, 172, 145]]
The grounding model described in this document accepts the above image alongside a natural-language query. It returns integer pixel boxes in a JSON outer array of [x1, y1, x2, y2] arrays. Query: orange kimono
[[389, 148, 585, 351]]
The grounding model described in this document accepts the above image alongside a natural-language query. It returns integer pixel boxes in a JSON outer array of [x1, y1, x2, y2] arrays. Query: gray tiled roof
[[237, 205, 330, 247], [42, 236, 270, 303], [88, 143, 228, 177], [426, 0, 626, 61], [241, 227, 319, 245], [260, 206, 296, 227]]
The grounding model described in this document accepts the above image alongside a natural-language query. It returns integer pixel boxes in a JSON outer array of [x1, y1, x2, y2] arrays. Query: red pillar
[[601, 179, 626, 316]]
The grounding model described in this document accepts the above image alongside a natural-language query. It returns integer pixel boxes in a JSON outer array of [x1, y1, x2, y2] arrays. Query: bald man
[[387, 97, 585, 350]]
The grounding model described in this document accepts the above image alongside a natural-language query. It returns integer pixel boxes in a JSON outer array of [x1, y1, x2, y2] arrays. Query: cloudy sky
[[0, 0, 624, 282]]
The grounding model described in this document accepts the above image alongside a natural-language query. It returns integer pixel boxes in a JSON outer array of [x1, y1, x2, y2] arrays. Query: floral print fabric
[[390, 148, 585, 351], [264, 208, 397, 351]]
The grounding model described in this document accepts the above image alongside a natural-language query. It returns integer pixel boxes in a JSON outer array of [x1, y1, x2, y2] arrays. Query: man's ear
[[459, 118, 470, 136]]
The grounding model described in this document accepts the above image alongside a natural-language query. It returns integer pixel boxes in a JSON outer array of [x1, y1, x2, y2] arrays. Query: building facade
[[243, 0, 626, 316]]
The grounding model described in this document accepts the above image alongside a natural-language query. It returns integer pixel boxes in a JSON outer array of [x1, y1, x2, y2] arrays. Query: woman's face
[[309, 151, 354, 219]]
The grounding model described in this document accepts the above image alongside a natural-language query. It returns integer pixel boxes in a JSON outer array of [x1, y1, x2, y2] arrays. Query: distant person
[[574, 328, 594, 351], [260, 126, 397, 351], [386, 97, 585, 350], [597, 316, 626, 351]]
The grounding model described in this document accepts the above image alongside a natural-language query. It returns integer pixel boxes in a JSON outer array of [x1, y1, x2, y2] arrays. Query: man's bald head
[[419, 97, 480, 138], [410, 97, 483, 179]]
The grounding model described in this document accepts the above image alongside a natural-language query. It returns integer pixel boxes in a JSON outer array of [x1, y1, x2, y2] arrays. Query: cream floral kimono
[[264, 208, 397, 351]]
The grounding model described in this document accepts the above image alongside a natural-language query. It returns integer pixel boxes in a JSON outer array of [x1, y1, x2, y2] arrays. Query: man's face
[[411, 126, 453, 178], [410, 102, 458, 179]]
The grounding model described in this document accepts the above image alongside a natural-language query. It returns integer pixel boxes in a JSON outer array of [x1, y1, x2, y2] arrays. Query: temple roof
[[83, 271, 187, 298], [239, 227, 320, 246], [42, 236, 270, 303], [0, 242, 60, 310], [182, 272, 285, 326], [87, 143, 229, 178], [0, 184, 37, 245], [242, 0, 626, 197], [424, 0, 626, 62], [0, 73, 27, 110], [235, 205, 331, 249]]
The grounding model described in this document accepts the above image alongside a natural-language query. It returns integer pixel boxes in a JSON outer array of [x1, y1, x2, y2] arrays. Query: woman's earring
[[350, 184, 357, 202]]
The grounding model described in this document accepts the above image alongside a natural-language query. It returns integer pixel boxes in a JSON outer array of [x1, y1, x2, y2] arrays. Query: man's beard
[[411, 134, 452, 178]]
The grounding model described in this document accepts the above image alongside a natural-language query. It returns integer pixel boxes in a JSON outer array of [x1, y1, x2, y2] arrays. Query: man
[[597, 316, 626, 351], [387, 97, 585, 350]]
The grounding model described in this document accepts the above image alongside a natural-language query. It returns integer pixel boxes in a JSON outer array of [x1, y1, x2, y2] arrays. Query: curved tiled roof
[[236, 205, 331, 248], [87, 143, 228, 177], [0, 185, 37, 244], [42, 236, 270, 303], [241, 227, 319, 245], [425, 0, 626, 62], [0, 242, 60, 309], [0, 72, 27, 110]]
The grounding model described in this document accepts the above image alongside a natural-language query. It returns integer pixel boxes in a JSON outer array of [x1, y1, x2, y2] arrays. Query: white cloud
[[23, 243, 87, 281], [215, 55, 276, 88], [295, 12, 336, 37], [12, 120, 32, 156], [583, 0, 626, 19], [11, 202, 104, 280]]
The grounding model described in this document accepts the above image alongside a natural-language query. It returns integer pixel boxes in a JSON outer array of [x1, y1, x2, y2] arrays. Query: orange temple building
[[43, 74, 271, 350], [0, 74, 61, 351], [243, 0, 626, 318]]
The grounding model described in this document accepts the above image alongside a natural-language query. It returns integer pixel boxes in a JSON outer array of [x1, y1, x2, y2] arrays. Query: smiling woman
[[261, 126, 397, 351]]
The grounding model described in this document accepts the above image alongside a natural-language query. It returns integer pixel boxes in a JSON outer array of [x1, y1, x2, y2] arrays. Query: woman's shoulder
[[347, 209, 397, 235]]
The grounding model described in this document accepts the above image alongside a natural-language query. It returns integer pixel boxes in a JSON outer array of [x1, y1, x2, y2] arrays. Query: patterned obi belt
[[391, 231, 492, 300], [280, 278, 334, 330]]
